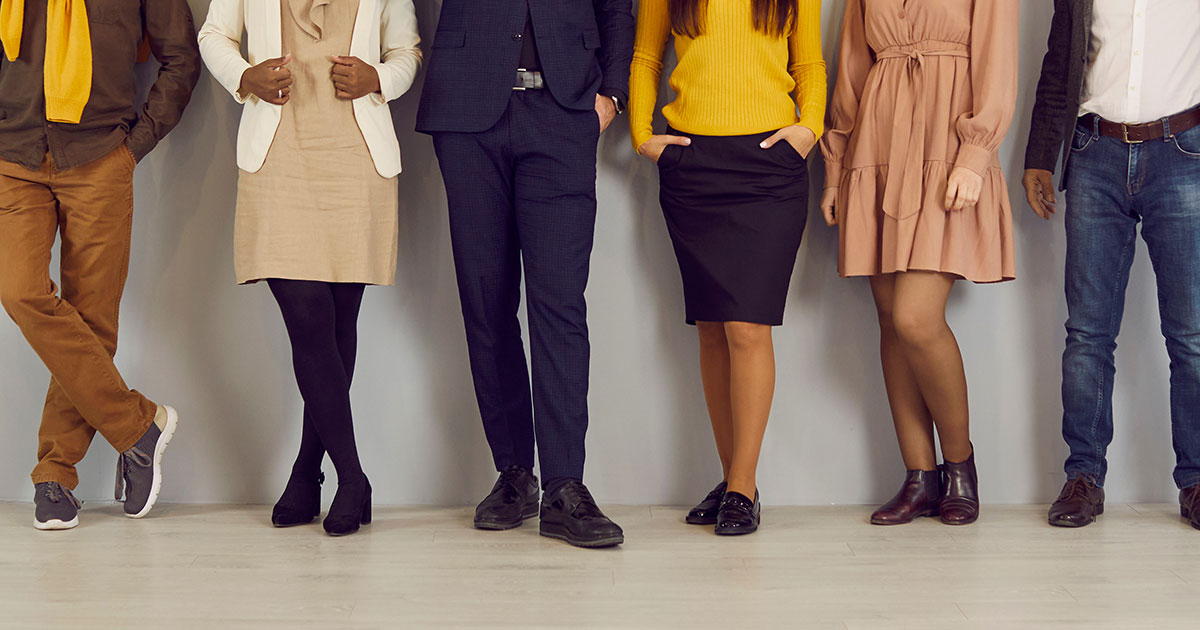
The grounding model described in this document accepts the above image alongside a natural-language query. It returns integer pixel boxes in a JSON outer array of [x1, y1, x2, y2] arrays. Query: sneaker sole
[[474, 503, 540, 531], [33, 516, 79, 531], [127, 405, 178, 519]]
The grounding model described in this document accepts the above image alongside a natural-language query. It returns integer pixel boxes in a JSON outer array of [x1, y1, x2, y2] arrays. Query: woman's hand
[[760, 125, 817, 159], [331, 56, 381, 100], [637, 134, 692, 163], [820, 187, 838, 226], [239, 54, 293, 105], [945, 166, 984, 211]]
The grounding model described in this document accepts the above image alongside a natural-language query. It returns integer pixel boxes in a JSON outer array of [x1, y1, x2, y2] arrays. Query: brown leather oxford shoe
[[1181, 484, 1200, 531], [1048, 475, 1104, 528]]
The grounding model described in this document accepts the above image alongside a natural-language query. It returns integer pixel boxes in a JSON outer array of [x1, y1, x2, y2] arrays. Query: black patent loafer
[[715, 490, 760, 536], [474, 465, 540, 530], [686, 481, 727, 525], [539, 481, 624, 548]]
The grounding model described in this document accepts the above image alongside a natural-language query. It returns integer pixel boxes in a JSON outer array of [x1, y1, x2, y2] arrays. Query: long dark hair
[[669, 0, 795, 38]]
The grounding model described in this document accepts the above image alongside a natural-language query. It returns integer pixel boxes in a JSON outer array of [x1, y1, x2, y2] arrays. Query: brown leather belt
[[1090, 105, 1200, 144]]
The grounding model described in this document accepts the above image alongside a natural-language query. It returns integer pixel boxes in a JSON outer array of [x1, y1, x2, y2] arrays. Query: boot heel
[[361, 489, 372, 525]]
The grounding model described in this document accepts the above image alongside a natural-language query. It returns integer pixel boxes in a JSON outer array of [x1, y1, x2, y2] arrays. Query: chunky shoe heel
[[323, 478, 371, 537]]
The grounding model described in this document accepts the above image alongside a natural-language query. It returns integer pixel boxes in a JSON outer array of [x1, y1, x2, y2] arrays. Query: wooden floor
[[1, 502, 1198, 629]]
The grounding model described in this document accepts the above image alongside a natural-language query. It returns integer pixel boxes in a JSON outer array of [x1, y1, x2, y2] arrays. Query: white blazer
[[198, 0, 421, 177]]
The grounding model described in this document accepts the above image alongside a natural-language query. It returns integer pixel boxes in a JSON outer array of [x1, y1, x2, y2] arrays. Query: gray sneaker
[[115, 405, 179, 518], [34, 482, 81, 530]]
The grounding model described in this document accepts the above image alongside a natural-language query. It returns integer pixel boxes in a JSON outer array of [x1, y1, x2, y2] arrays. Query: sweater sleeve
[[954, 0, 1020, 176], [628, 0, 671, 151], [818, 0, 872, 189], [789, 0, 827, 139]]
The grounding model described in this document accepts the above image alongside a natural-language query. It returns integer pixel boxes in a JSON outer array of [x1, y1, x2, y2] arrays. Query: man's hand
[[595, 94, 616, 134], [945, 166, 983, 211], [760, 125, 817, 159], [239, 54, 293, 105], [1023, 168, 1057, 220], [331, 56, 381, 100]]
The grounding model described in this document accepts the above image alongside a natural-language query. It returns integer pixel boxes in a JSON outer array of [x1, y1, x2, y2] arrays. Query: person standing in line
[[820, 0, 1019, 526], [629, 0, 825, 535], [0, 0, 201, 530], [1024, 0, 1200, 530], [416, 0, 634, 548], [198, 0, 421, 536]]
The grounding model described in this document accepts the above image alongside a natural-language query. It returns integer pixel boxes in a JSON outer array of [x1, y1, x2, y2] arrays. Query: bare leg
[[723, 321, 776, 498], [869, 275, 937, 470], [697, 321, 734, 480], [891, 271, 972, 462]]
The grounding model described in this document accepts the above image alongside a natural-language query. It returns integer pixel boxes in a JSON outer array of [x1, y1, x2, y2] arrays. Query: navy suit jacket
[[415, 0, 634, 134]]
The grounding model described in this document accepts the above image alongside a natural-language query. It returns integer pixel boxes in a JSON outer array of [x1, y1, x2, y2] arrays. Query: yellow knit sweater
[[629, 0, 826, 150]]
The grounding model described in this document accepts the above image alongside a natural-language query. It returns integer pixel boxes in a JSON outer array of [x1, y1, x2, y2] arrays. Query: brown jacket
[[0, 0, 202, 171]]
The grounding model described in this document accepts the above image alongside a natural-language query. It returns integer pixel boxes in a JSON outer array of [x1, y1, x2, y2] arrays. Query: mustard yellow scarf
[[1, 0, 93, 124]]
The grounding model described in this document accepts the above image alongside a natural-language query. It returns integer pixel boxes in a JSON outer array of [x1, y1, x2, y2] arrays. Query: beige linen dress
[[820, 0, 1019, 283], [235, 0, 398, 286]]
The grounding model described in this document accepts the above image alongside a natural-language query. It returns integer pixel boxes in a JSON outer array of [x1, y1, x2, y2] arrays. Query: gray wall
[[0, 1, 1182, 506]]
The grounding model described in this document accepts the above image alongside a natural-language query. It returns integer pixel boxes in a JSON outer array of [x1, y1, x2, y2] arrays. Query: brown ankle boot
[[939, 450, 979, 525], [870, 469, 941, 525]]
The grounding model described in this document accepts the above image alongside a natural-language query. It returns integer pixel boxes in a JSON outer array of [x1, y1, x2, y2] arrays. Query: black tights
[[268, 279, 366, 485]]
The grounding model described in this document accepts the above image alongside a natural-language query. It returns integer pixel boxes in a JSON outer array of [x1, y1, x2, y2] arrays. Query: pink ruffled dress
[[820, 0, 1019, 283]]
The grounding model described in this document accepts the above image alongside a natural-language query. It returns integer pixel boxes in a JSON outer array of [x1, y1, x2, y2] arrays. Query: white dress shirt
[[1079, 0, 1200, 124]]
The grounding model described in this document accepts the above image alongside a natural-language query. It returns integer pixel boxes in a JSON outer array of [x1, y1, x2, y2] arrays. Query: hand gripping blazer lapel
[[198, 0, 421, 177]]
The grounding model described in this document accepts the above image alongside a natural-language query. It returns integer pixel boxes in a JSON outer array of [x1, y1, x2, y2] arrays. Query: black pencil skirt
[[657, 127, 810, 326]]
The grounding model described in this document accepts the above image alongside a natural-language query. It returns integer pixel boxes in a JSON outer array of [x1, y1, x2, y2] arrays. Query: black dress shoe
[[539, 480, 624, 548], [272, 471, 324, 527], [715, 490, 760, 535], [323, 477, 371, 537], [686, 481, 727, 525], [474, 465, 540, 530]]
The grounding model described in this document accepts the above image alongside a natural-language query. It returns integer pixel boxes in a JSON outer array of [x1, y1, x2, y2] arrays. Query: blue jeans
[[1062, 115, 1200, 489]]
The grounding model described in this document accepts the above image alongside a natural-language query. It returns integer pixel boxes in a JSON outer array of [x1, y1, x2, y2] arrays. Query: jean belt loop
[[1091, 114, 1101, 140], [1162, 115, 1173, 141]]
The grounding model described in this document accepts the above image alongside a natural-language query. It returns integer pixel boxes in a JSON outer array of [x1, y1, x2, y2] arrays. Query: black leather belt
[[514, 69, 545, 91], [1085, 105, 1200, 144]]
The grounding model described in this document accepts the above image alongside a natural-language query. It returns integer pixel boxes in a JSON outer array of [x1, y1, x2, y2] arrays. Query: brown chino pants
[[0, 145, 157, 489]]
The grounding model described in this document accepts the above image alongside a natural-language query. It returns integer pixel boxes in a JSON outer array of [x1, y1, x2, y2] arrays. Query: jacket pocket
[[432, 31, 466, 49], [582, 30, 601, 50]]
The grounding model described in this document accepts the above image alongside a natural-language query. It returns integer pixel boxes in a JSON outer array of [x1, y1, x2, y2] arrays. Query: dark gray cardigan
[[1024, 0, 1093, 188]]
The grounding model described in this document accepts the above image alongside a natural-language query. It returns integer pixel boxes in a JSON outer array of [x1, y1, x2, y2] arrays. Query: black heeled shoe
[[271, 471, 324, 528], [323, 477, 372, 537]]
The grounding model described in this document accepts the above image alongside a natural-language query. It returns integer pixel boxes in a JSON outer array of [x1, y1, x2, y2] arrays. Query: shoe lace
[[114, 446, 152, 501], [498, 466, 526, 487], [1060, 476, 1095, 503], [561, 482, 604, 519], [43, 483, 82, 509]]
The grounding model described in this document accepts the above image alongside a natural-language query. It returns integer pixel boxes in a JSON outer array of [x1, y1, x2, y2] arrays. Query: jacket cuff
[[1023, 143, 1061, 173], [953, 143, 994, 177], [599, 88, 627, 111]]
